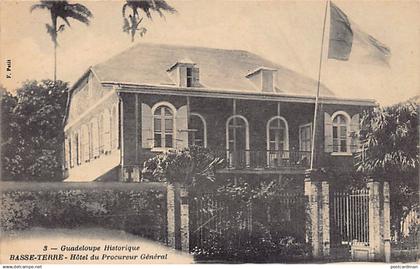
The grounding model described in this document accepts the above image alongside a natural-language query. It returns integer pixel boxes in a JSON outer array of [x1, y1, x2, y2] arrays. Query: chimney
[[246, 67, 277, 92]]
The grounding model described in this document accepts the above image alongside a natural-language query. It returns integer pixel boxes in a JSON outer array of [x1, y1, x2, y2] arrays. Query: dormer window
[[167, 60, 200, 88], [246, 67, 277, 92], [186, 67, 193, 87]]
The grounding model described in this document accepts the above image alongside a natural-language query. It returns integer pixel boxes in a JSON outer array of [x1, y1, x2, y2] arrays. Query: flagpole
[[310, 0, 330, 170]]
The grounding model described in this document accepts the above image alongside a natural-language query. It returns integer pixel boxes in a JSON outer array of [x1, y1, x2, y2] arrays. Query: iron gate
[[330, 188, 369, 247]]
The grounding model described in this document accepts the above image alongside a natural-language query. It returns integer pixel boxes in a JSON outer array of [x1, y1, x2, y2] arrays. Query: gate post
[[167, 183, 190, 252], [367, 179, 390, 262], [305, 169, 330, 259], [383, 181, 391, 263], [179, 185, 190, 252]]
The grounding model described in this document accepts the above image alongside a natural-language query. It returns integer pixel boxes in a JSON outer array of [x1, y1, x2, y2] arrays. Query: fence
[[330, 188, 370, 247], [216, 150, 311, 169], [189, 190, 307, 251]]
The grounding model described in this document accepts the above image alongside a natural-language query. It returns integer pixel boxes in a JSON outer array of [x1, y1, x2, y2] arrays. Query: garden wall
[[0, 182, 167, 242]]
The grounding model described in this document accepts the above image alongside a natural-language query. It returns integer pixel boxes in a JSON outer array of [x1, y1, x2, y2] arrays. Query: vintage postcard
[[0, 0, 418, 267]]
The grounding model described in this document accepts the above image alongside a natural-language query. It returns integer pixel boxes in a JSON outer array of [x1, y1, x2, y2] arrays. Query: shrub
[[0, 182, 167, 242], [191, 225, 311, 263]]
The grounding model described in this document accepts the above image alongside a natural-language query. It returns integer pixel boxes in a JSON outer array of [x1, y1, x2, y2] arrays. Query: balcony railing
[[216, 150, 311, 170]]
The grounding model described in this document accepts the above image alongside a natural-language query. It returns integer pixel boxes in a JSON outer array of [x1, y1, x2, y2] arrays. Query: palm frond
[[122, 3, 129, 17], [30, 3, 49, 13]]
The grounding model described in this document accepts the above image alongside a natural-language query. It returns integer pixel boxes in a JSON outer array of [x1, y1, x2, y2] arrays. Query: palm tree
[[355, 100, 418, 239], [31, 1, 93, 81], [122, 0, 176, 42]]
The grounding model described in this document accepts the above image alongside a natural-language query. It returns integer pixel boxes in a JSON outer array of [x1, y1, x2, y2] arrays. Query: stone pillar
[[321, 181, 330, 257], [167, 184, 177, 249], [167, 183, 189, 252], [383, 181, 391, 263], [368, 180, 381, 260], [367, 179, 390, 262], [305, 169, 330, 259], [179, 186, 190, 252]]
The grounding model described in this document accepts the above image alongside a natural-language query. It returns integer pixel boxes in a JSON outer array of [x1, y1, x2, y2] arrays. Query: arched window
[[153, 104, 175, 148], [189, 113, 207, 147], [76, 130, 82, 165], [111, 104, 119, 149], [266, 116, 289, 167], [267, 116, 289, 152], [226, 115, 250, 167], [332, 111, 350, 153], [100, 109, 111, 153]]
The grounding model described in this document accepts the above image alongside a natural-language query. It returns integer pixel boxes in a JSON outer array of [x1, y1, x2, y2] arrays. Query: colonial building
[[63, 43, 375, 182]]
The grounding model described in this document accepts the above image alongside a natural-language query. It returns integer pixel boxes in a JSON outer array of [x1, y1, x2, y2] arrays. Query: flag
[[328, 2, 391, 64]]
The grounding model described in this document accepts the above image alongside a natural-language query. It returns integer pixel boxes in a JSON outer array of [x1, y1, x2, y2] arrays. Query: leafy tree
[[0, 80, 69, 181], [122, 0, 176, 42], [31, 1, 92, 81], [355, 100, 419, 239], [0, 86, 18, 180]]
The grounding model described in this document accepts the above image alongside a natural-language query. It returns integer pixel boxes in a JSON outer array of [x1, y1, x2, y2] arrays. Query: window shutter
[[103, 111, 111, 153], [92, 119, 99, 157], [176, 105, 188, 149], [77, 132, 82, 165], [71, 134, 76, 167], [350, 113, 360, 153], [141, 103, 153, 148], [112, 105, 119, 149], [82, 126, 90, 162], [64, 137, 69, 169], [324, 112, 333, 152], [192, 67, 200, 87]]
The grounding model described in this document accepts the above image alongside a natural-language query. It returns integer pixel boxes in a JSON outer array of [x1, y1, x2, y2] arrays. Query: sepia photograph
[[0, 0, 418, 266]]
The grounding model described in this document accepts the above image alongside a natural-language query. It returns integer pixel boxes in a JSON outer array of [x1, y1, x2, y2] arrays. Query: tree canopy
[[1, 80, 69, 181], [355, 100, 419, 238], [31, 1, 92, 80], [122, 0, 176, 42]]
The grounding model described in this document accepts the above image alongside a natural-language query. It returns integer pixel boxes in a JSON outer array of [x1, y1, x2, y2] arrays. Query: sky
[[0, 0, 419, 106]]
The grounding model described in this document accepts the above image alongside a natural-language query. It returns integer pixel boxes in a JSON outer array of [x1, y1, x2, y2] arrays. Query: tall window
[[332, 114, 348, 152], [111, 105, 118, 149], [91, 118, 99, 158], [64, 137, 70, 170], [189, 113, 206, 147], [76, 131, 81, 165], [186, 67, 193, 87], [227, 116, 248, 152], [98, 114, 103, 154], [153, 105, 174, 148], [71, 132, 77, 167], [299, 124, 312, 152], [226, 115, 249, 167], [102, 110, 111, 153], [267, 117, 288, 152]]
